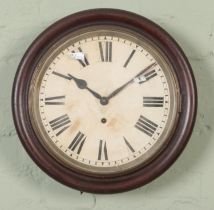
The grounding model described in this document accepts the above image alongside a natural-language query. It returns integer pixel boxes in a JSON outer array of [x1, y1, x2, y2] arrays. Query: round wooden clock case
[[12, 9, 197, 193]]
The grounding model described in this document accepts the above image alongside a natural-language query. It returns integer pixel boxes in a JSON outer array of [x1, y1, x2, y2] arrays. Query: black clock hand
[[106, 62, 156, 100], [68, 74, 103, 100]]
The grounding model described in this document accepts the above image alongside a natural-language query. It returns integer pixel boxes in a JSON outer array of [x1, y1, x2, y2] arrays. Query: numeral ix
[[45, 95, 65, 105]]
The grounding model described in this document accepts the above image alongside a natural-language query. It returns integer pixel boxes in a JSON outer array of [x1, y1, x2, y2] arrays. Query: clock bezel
[[29, 26, 180, 176], [12, 9, 197, 193]]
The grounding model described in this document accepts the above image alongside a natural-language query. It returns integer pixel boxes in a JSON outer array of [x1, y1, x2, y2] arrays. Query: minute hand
[[106, 62, 156, 100]]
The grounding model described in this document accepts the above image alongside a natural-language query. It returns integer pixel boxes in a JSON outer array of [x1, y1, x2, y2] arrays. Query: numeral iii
[[143, 97, 164, 107]]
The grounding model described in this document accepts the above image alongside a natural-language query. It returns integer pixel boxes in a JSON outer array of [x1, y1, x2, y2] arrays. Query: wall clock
[[12, 9, 197, 193]]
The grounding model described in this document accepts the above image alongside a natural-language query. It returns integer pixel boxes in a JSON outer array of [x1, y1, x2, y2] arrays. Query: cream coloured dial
[[29, 27, 179, 175]]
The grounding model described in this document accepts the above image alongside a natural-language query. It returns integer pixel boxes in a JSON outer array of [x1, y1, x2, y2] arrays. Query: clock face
[[29, 26, 180, 175], [13, 9, 197, 192]]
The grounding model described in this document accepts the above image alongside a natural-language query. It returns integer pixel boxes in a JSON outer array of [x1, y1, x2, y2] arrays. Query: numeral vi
[[98, 140, 108, 160]]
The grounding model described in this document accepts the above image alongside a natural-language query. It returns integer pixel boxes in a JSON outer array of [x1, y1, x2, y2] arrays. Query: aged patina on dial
[[30, 27, 179, 174], [12, 9, 197, 193]]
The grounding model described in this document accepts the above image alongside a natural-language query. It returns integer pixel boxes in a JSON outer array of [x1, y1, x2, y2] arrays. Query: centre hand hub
[[100, 97, 109, 105]]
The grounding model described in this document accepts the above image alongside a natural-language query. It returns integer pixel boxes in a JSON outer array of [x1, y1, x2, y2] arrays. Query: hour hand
[[68, 74, 102, 100]]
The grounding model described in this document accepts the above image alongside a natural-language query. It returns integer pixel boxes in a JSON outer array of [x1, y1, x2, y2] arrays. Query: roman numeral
[[135, 115, 158, 137], [135, 63, 158, 84], [143, 97, 164, 107], [123, 50, 136, 67], [142, 69, 157, 82], [123, 137, 135, 153], [49, 114, 71, 136], [68, 131, 86, 154], [99, 41, 112, 62], [45, 95, 65, 105], [72, 47, 89, 67], [52, 71, 72, 80], [98, 140, 108, 160]]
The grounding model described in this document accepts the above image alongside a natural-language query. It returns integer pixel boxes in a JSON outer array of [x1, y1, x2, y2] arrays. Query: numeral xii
[[99, 41, 112, 62]]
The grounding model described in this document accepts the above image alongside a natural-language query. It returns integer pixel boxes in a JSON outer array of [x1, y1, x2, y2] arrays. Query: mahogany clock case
[[12, 9, 197, 193]]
